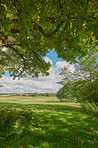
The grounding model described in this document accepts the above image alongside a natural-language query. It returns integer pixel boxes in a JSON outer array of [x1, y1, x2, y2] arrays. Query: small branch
[[6, 45, 26, 71], [59, 0, 63, 9], [6, 45, 24, 59], [32, 51, 43, 63], [11, 0, 17, 8], [3, 42, 21, 47], [33, 21, 64, 37], [24, 42, 43, 64], [7, 44, 43, 69], [0, 30, 8, 42]]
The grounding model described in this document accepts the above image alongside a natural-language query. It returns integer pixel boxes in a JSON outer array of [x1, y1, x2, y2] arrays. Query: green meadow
[[0, 96, 98, 148]]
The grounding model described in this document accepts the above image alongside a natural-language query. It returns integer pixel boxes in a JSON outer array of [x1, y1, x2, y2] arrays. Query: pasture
[[0, 96, 98, 148]]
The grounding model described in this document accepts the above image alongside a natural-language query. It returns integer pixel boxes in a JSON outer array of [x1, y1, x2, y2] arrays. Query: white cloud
[[56, 61, 75, 73], [56, 61, 69, 68], [0, 58, 76, 94], [0, 73, 61, 94], [44, 57, 53, 65]]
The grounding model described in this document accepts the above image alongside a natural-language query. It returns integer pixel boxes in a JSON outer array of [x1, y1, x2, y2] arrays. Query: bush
[[80, 101, 98, 117], [72, 79, 98, 104], [0, 108, 17, 131]]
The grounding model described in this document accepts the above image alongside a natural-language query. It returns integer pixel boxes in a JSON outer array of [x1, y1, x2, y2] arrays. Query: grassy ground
[[0, 96, 98, 148]]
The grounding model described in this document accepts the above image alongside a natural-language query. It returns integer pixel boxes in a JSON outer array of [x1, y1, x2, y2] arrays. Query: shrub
[[80, 101, 98, 117]]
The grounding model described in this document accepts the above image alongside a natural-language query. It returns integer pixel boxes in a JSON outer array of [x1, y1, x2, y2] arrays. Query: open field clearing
[[0, 96, 79, 107], [0, 96, 98, 148], [0, 96, 58, 102]]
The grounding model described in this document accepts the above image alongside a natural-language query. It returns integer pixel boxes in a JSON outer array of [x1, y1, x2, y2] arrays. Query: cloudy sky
[[0, 49, 75, 94]]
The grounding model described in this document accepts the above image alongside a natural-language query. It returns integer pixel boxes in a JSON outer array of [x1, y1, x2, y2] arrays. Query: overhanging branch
[[6, 45, 26, 71], [3, 42, 21, 47], [32, 51, 43, 64], [59, 0, 63, 9], [33, 21, 64, 37], [6, 45, 24, 60], [24, 42, 43, 64]]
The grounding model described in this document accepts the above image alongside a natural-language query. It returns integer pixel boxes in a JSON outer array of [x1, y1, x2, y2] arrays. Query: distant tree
[[57, 81, 75, 101], [31, 92, 38, 97], [45, 93, 49, 97]]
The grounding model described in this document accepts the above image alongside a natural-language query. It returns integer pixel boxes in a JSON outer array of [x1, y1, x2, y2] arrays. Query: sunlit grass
[[0, 96, 80, 108], [0, 96, 97, 147]]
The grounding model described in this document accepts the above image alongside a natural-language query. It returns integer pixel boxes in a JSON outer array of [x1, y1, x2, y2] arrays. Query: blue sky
[[0, 49, 75, 94], [45, 49, 63, 66]]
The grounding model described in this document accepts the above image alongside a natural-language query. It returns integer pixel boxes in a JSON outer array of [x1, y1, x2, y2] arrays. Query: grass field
[[0, 96, 98, 148]]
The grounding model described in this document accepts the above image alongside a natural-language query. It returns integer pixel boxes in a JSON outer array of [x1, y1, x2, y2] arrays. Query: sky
[[0, 49, 75, 94]]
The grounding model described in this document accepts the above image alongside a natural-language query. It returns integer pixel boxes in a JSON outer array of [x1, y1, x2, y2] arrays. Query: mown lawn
[[0, 96, 98, 148]]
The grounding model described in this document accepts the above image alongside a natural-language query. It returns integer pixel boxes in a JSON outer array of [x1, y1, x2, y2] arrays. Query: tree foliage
[[72, 79, 98, 104], [56, 81, 75, 101], [57, 78, 98, 104], [0, 0, 98, 78], [57, 50, 98, 104]]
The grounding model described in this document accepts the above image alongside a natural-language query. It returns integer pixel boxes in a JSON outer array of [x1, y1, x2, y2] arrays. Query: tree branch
[[2, 42, 21, 47], [32, 51, 43, 63], [24, 42, 43, 64], [6, 45, 26, 71], [7, 45, 24, 59], [33, 21, 64, 37], [58, 0, 63, 9]]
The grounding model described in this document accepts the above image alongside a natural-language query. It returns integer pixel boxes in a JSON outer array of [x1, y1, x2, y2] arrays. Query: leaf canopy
[[0, 0, 98, 78]]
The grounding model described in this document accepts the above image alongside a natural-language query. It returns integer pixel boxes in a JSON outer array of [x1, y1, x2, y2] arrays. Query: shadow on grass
[[0, 102, 97, 148], [0, 101, 80, 111], [46, 101, 77, 103]]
